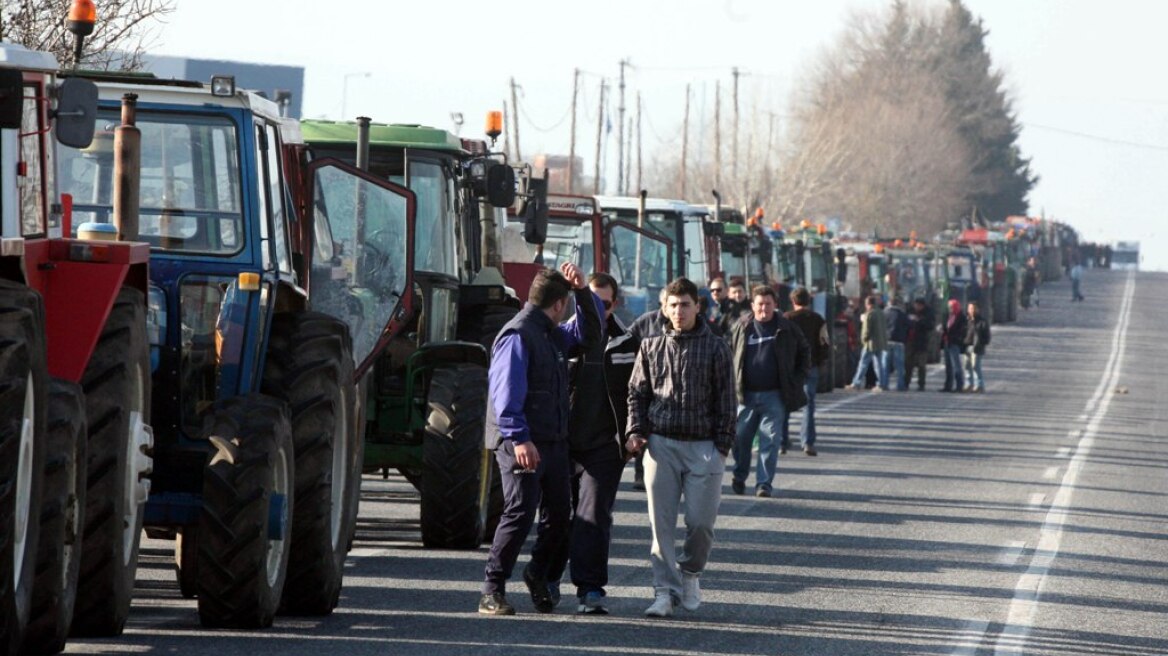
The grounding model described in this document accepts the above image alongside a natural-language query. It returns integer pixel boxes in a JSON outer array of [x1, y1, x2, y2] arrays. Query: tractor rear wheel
[[262, 312, 359, 615], [22, 380, 86, 655], [71, 287, 151, 638], [196, 395, 293, 629], [0, 282, 47, 654], [420, 364, 489, 549]]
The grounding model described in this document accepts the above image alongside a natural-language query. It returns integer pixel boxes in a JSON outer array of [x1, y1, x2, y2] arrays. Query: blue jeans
[[851, 348, 887, 389], [944, 344, 965, 391], [733, 390, 785, 492], [882, 342, 907, 391], [964, 349, 985, 390], [782, 368, 818, 448]]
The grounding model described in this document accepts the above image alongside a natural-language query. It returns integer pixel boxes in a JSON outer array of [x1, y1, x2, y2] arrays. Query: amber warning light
[[485, 111, 503, 143], [67, 0, 97, 36]]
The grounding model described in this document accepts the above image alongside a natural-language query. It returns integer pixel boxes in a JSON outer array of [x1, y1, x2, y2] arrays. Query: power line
[[1025, 123, 1168, 152], [517, 96, 574, 133]]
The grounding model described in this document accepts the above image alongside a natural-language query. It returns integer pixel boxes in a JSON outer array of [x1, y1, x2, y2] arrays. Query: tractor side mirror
[[486, 161, 516, 208], [702, 221, 724, 237], [835, 248, 848, 284], [522, 175, 548, 245], [54, 78, 98, 148], [0, 70, 22, 129]]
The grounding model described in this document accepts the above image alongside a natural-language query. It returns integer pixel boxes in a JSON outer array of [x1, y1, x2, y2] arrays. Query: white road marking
[[995, 541, 1027, 566], [1042, 466, 1059, 480], [1066, 429, 1080, 439], [1055, 447, 1071, 458], [950, 619, 990, 655], [993, 273, 1135, 655], [1027, 493, 1046, 509], [348, 547, 393, 558]]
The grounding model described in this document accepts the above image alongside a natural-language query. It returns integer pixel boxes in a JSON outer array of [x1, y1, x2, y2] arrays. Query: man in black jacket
[[906, 298, 934, 391], [783, 287, 828, 456], [729, 286, 811, 497], [545, 273, 637, 615], [940, 299, 967, 392], [963, 302, 991, 392], [883, 297, 910, 391]]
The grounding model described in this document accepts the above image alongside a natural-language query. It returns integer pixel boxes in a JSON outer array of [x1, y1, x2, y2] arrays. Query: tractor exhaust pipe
[[356, 116, 371, 171], [113, 93, 140, 242]]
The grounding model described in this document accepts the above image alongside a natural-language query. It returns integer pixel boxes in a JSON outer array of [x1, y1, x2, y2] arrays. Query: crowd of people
[[475, 265, 994, 619]]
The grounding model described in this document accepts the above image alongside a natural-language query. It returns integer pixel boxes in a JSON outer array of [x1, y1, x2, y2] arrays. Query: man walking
[[940, 299, 967, 393], [729, 286, 810, 497], [849, 295, 888, 391], [906, 298, 933, 391], [719, 280, 750, 335], [782, 287, 825, 456], [1070, 260, 1085, 302], [544, 273, 637, 615], [479, 263, 603, 615], [882, 297, 910, 391], [963, 302, 991, 392], [625, 278, 736, 618]]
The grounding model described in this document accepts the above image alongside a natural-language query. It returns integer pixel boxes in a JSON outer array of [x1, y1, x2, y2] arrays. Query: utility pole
[[501, 99, 510, 162], [732, 67, 742, 186], [680, 83, 690, 199], [714, 80, 721, 193], [509, 77, 521, 162], [624, 116, 633, 197], [636, 93, 643, 196], [593, 81, 606, 195], [617, 58, 629, 195], [568, 68, 579, 194]]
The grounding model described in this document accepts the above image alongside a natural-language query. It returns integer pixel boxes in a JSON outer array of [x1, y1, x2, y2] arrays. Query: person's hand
[[514, 441, 540, 471], [625, 435, 647, 456], [560, 262, 585, 290]]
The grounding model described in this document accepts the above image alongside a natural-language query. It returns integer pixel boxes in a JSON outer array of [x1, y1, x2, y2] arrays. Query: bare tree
[[2, 0, 174, 70]]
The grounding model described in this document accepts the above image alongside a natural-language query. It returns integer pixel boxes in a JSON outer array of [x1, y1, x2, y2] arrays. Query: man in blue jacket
[[479, 263, 603, 615]]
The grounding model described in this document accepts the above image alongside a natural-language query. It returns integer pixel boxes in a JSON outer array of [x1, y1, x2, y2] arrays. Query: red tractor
[[1, 12, 151, 653]]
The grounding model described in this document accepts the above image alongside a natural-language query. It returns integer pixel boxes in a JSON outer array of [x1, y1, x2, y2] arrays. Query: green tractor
[[298, 119, 540, 548]]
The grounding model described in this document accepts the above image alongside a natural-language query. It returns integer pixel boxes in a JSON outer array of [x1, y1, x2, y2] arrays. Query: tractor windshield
[[59, 110, 243, 254]]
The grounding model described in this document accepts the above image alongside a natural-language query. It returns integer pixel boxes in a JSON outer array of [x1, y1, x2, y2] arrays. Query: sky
[[149, 0, 1168, 270]]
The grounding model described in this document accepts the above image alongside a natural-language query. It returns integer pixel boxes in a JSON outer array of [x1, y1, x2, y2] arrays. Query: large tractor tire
[[0, 282, 47, 655], [196, 395, 293, 629], [22, 380, 86, 655], [420, 363, 490, 549], [71, 287, 151, 638], [262, 312, 359, 616]]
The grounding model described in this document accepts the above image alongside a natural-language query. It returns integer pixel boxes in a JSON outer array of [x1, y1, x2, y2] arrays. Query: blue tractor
[[59, 74, 416, 628]]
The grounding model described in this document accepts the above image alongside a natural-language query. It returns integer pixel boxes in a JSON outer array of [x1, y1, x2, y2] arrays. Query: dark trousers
[[546, 445, 625, 598], [482, 439, 571, 595], [907, 347, 928, 389]]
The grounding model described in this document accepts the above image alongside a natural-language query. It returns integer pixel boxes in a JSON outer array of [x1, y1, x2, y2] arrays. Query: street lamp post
[[341, 72, 371, 120]]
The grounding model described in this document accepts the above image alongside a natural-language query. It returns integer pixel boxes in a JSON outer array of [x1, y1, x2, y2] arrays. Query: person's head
[[865, 295, 879, 311], [948, 299, 961, 316], [663, 278, 701, 332], [967, 301, 979, 317], [751, 286, 778, 322], [588, 272, 619, 320], [891, 296, 903, 308], [913, 298, 926, 311], [708, 277, 727, 302], [728, 280, 746, 303], [529, 269, 574, 323], [790, 287, 811, 309]]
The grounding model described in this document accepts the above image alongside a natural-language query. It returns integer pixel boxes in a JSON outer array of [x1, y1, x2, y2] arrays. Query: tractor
[[296, 117, 534, 549], [57, 74, 415, 628], [1, 18, 152, 653]]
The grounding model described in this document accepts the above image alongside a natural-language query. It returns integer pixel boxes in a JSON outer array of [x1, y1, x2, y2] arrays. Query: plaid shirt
[[626, 318, 737, 455]]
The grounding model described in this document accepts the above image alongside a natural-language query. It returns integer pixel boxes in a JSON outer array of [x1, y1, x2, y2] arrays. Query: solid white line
[[950, 619, 990, 655], [1042, 466, 1059, 480], [993, 273, 1135, 655], [995, 541, 1027, 566]]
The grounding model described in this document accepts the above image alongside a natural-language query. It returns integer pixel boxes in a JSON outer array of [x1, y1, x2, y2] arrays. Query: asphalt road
[[66, 269, 1167, 656]]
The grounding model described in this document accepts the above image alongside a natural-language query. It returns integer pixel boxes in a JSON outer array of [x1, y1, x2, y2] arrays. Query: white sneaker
[[680, 572, 701, 611], [644, 593, 677, 617]]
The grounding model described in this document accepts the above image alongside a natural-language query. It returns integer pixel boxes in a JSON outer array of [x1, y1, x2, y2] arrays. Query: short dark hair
[[587, 271, 620, 302], [708, 276, 726, 288], [865, 295, 879, 308], [663, 277, 700, 304], [751, 285, 777, 302], [529, 269, 573, 309], [790, 287, 811, 307], [729, 279, 746, 290]]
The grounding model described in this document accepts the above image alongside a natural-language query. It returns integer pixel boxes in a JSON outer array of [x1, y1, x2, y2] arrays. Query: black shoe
[[804, 445, 817, 456], [755, 487, 771, 498], [479, 592, 516, 615], [523, 565, 555, 613], [633, 471, 645, 491], [779, 444, 789, 455], [731, 479, 745, 495]]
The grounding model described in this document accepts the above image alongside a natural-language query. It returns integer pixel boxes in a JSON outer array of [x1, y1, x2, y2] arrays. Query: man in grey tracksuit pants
[[625, 278, 736, 618]]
